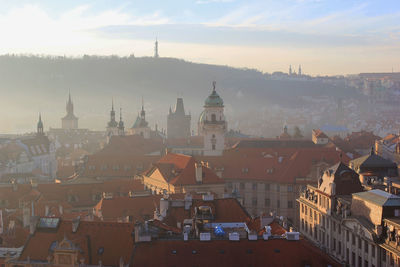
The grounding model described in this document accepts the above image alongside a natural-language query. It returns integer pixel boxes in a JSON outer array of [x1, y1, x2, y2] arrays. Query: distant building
[[61, 93, 78, 130], [167, 98, 191, 139], [198, 82, 227, 156], [376, 133, 400, 164], [128, 100, 151, 138]]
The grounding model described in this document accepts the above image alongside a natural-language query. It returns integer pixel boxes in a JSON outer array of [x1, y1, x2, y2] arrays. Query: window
[[240, 183, 245, 190], [346, 249, 349, 263], [358, 256, 362, 267], [364, 240, 368, 253], [338, 241, 341, 255], [358, 237, 361, 249], [301, 219, 304, 230], [305, 207, 308, 216], [288, 200, 293, 209], [301, 204, 304, 213], [314, 211, 317, 221], [333, 238, 336, 251], [333, 221, 336, 232], [338, 225, 341, 234], [252, 183, 257, 190], [382, 250, 386, 262], [276, 184, 280, 192], [364, 260, 368, 267], [211, 114, 216, 122], [287, 185, 293, 192], [252, 197, 257, 206], [346, 230, 349, 242], [265, 184, 270, 191], [265, 198, 270, 207], [352, 234, 355, 245], [371, 245, 375, 258], [227, 182, 232, 188], [212, 144, 216, 150], [351, 252, 355, 266], [277, 200, 280, 208], [242, 168, 249, 173]]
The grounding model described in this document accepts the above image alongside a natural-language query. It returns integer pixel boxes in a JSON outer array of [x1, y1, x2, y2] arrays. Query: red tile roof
[[131, 238, 340, 267], [197, 145, 344, 184], [94, 195, 161, 222], [19, 220, 134, 266], [146, 153, 224, 186]]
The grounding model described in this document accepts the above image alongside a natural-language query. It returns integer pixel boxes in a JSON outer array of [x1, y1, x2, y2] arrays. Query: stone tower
[[198, 81, 227, 156], [61, 92, 78, 129], [167, 98, 191, 139]]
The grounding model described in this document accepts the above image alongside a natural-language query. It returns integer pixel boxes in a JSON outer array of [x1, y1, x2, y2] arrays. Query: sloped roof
[[131, 238, 340, 267], [147, 153, 224, 186], [351, 152, 397, 169], [318, 162, 362, 196], [94, 195, 161, 221], [198, 145, 344, 183], [19, 220, 134, 266], [353, 189, 400, 207]]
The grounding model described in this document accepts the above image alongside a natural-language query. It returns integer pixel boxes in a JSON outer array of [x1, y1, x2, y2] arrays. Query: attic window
[[171, 250, 177, 254], [98, 247, 104, 255], [192, 250, 197, 254], [246, 249, 253, 254], [274, 249, 280, 253], [242, 168, 249, 173], [219, 249, 225, 254], [266, 168, 274, 174]]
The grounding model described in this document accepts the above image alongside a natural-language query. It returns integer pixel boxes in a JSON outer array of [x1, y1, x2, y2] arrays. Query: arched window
[[211, 114, 216, 122]]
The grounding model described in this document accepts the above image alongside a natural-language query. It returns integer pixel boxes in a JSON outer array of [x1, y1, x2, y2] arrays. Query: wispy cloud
[[196, 0, 234, 4]]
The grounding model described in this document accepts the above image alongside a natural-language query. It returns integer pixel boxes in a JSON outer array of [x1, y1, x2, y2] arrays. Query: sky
[[0, 0, 399, 74]]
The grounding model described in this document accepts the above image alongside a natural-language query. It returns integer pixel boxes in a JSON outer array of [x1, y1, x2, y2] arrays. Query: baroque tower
[[106, 99, 119, 138], [61, 92, 78, 129], [118, 108, 125, 136], [198, 81, 227, 156]]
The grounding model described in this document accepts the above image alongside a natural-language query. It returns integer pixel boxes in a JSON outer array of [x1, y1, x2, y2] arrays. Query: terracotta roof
[[19, 220, 134, 266], [147, 153, 224, 186], [37, 178, 146, 208], [94, 195, 161, 222], [197, 146, 344, 183], [131, 238, 341, 267], [162, 198, 251, 229], [81, 154, 159, 178]]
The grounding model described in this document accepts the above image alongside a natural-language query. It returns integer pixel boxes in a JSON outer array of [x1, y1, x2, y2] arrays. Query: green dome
[[204, 82, 224, 107]]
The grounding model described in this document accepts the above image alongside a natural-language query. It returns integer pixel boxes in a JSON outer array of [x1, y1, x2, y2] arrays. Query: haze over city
[[2, 1, 400, 267]]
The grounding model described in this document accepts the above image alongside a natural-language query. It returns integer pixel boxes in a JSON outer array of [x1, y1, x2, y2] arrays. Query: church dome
[[198, 110, 205, 124], [204, 82, 224, 107]]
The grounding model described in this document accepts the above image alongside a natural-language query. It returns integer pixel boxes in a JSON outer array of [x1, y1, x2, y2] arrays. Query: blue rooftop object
[[214, 225, 225, 236]]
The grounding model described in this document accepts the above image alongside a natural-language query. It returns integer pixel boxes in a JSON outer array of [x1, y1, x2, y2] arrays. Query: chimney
[[72, 217, 80, 233], [160, 198, 169, 218], [195, 163, 203, 183]]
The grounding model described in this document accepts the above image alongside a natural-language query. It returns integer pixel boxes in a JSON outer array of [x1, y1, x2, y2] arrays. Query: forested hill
[[0, 55, 360, 133]]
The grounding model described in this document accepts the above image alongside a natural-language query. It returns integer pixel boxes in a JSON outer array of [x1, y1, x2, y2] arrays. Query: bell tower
[[198, 81, 227, 156]]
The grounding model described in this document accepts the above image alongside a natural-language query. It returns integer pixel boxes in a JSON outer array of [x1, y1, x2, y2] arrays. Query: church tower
[[106, 99, 119, 138], [61, 92, 78, 130], [289, 65, 292, 76], [198, 81, 227, 156], [118, 108, 125, 136], [298, 65, 302, 76], [129, 98, 151, 138], [37, 113, 44, 136], [154, 38, 159, 58]]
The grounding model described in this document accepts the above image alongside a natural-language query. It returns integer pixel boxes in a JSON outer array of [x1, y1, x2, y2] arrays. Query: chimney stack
[[195, 163, 203, 183]]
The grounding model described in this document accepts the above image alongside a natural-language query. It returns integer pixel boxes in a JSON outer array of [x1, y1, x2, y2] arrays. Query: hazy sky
[[0, 0, 399, 74]]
